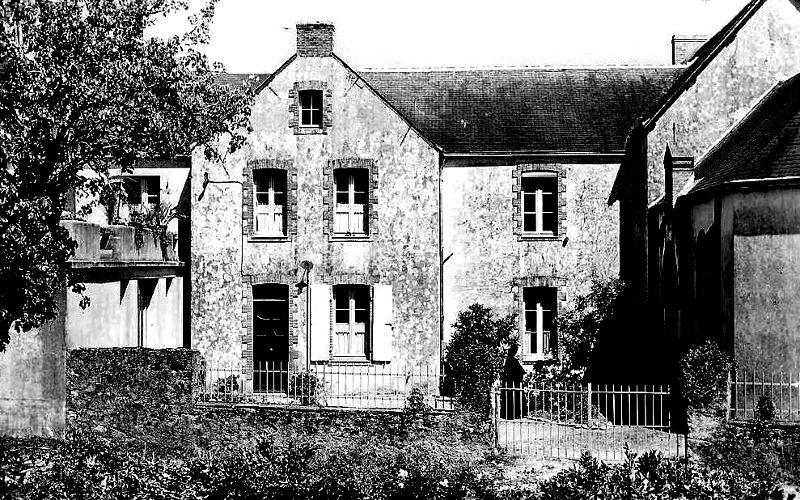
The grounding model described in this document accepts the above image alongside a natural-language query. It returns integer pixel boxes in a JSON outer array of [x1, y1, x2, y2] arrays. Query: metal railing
[[199, 360, 454, 410], [730, 369, 800, 421], [494, 381, 685, 461]]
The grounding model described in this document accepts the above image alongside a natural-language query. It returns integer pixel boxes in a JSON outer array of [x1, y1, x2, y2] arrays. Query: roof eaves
[[333, 54, 443, 154], [252, 53, 298, 96]]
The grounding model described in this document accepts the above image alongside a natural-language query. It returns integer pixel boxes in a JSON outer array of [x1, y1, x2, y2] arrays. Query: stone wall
[[66, 348, 202, 449], [441, 163, 620, 356]]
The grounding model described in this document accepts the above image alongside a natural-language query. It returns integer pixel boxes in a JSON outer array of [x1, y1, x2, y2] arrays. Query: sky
[[151, 0, 750, 72]]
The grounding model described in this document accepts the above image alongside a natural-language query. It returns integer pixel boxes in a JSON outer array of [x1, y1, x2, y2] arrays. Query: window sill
[[294, 127, 328, 135], [248, 235, 292, 243], [518, 233, 560, 242], [328, 358, 373, 366], [329, 235, 372, 243]]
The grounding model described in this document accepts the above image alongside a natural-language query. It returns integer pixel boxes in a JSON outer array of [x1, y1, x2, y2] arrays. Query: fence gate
[[493, 382, 687, 461]]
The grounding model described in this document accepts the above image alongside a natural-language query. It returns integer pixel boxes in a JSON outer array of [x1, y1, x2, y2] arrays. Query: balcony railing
[[62, 220, 179, 263]]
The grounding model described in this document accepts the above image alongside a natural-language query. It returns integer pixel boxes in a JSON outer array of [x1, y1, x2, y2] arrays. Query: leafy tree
[[0, 0, 254, 350], [443, 304, 517, 414], [553, 277, 625, 381]]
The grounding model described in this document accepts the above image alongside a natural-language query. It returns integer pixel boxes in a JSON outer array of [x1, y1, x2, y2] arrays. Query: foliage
[[679, 339, 732, 411], [550, 277, 626, 382], [128, 201, 180, 257], [0, 0, 254, 350], [289, 371, 323, 406], [0, 429, 505, 500], [444, 304, 517, 415]]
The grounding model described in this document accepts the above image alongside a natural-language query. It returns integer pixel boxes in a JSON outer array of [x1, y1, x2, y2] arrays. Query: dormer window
[[299, 89, 323, 127]]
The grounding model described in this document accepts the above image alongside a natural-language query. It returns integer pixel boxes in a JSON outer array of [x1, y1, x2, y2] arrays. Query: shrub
[[679, 339, 732, 411], [444, 304, 517, 415], [289, 371, 323, 406]]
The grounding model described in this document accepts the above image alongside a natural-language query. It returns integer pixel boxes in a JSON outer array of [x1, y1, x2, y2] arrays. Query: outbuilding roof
[[686, 73, 800, 195]]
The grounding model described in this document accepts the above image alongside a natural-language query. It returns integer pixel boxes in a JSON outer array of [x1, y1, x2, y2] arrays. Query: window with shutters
[[523, 287, 557, 357], [253, 169, 287, 236], [521, 172, 557, 235], [333, 284, 370, 359], [334, 169, 368, 236]]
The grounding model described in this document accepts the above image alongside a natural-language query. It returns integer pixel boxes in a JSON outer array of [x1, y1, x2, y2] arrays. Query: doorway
[[252, 283, 289, 392]]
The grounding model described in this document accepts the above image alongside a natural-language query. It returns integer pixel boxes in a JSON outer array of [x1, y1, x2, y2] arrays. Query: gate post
[[490, 379, 500, 449]]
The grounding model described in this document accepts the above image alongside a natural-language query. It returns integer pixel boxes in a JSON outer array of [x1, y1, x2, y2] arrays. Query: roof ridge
[[361, 64, 685, 72]]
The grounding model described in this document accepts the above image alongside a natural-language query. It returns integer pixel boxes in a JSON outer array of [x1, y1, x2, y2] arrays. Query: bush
[[444, 304, 517, 415], [680, 339, 732, 411], [289, 371, 323, 406]]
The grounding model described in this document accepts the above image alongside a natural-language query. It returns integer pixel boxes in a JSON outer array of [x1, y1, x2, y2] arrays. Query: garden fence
[[493, 381, 686, 461], [730, 369, 800, 421], [199, 360, 454, 410]]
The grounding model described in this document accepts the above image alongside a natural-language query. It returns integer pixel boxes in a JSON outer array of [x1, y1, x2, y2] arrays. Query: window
[[333, 285, 370, 358], [253, 169, 287, 236], [521, 172, 557, 235], [334, 169, 368, 235], [523, 287, 557, 357], [298, 89, 323, 127], [124, 176, 160, 208], [252, 284, 289, 392]]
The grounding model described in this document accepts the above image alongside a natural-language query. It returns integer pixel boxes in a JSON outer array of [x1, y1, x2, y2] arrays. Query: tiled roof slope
[[362, 67, 682, 154], [214, 73, 271, 89], [688, 72, 800, 195]]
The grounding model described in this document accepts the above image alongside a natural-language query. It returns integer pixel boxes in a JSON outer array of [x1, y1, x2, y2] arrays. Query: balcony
[[62, 220, 181, 271]]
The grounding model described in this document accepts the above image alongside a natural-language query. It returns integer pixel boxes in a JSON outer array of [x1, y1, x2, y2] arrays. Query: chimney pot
[[296, 22, 335, 57]]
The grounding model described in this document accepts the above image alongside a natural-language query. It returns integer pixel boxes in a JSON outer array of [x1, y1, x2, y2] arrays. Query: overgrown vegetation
[[679, 339, 732, 412], [443, 304, 517, 415]]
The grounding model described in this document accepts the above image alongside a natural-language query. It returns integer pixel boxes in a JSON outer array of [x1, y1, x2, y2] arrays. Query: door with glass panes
[[252, 284, 289, 392]]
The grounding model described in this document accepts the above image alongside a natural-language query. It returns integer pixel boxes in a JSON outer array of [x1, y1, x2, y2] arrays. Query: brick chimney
[[663, 145, 694, 209], [671, 35, 707, 65], [296, 22, 335, 57]]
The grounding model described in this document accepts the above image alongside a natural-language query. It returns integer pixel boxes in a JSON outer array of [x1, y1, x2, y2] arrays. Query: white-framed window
[[334, 169, 368, 235], [333, 284, 370, 358], [298, 89, 323, 127], [521, 172, 557, 235], [523, 287, 557, 357], [124, 176, 160, 208], [253, 169, 287, 236]]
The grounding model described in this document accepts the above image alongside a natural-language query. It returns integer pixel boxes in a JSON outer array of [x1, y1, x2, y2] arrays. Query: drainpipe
[[439, 154, 446, 373]]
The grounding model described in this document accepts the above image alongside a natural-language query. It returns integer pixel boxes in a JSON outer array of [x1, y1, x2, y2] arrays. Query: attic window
[[299, 89, 323, 127]]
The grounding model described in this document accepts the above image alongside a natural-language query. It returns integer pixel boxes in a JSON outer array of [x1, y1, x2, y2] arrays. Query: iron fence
[[199, 361, 454, 410], [494, 381, 685, 461], [730, 369, 800, 421]]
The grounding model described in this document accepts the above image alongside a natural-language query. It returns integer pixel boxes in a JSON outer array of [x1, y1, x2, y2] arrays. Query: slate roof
[[361, 67, 682, 154], [686, 72, 800, 195]]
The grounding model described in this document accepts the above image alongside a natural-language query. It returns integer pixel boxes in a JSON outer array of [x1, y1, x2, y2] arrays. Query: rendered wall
[[647, 0, 800, 204], [0, 293, 66, 437], [441, 163, 620, 352], [192, 56, 440, 368]]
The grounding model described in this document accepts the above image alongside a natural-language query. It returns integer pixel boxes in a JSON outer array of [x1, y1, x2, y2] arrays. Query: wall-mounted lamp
[[295, 260, 314, 294]]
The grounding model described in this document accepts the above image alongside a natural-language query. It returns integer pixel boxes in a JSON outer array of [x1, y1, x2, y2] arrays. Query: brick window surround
[[323, 158, 378, 241], [243, 159, 297, 241], [513, 276, 567, 362], [512, 164, 567, 241], [241, 273, 300, 378], [288, 81, 333, 135]]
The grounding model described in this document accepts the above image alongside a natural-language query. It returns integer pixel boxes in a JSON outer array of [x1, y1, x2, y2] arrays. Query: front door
[[252, 283, 289, 392]]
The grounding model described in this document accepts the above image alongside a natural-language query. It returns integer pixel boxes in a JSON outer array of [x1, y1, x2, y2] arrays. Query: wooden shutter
[[371, 284, 394, 362], [309, 284, 331, 361]]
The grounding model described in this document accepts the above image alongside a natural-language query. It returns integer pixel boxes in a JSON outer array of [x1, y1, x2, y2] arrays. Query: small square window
[[333, 169, 369, 236], [123, 176, 160, 207], [521, 172, 558, 235], [298, 89, 323, 127], [523, 287, 557, 357], [253, 169, 288, 236]]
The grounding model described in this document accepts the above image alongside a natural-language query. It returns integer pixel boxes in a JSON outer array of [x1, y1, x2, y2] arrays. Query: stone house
[[608, 0, 800, 374], [651, 73, 800, 373], [191, 22, 683, 381]]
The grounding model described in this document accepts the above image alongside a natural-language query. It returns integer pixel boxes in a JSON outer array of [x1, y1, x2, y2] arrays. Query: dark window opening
[[299, 89, 323, 127], [124, 176, 160, 207]]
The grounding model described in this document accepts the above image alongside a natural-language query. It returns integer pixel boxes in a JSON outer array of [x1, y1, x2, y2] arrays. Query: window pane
[[353, 188, 367, 205], [253, 170, 269, 192], [334, 286, 349, 309], [336, 191, 349, 204], [301, 109, 312, 125], [299, 90, 313, 109], [522, 193, 537, 211], [335, 310, 349, 324], [523, 214, 536, 232], [255, 193, 270, 205], [273, 191, 286, 206], [524, 311, 536, 331], [352, 170, 368, 192], [311, 109, 323, 126], [542, 212, 557, 233], [273, 170, 287, 192], [521, 176, 536, 193]]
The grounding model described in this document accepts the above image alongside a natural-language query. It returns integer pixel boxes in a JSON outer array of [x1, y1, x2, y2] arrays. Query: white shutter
[[309, 284, 331, 361], [371, 284, 394, 362]]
